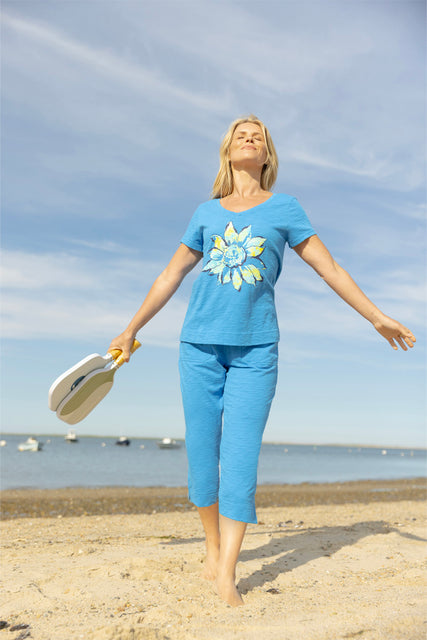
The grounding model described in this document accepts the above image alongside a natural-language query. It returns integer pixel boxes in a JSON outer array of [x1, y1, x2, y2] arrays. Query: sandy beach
[[1, 479, 426, 640]]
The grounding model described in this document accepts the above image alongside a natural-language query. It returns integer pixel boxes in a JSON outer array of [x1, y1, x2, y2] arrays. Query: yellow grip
[[109, 339, 141, 368]]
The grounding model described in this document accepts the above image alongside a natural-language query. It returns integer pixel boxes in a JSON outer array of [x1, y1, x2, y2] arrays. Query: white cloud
[[290, 150, 392, 181], [2, 250, 104, 290], [1, 248, 188, 344], [1, 292, 186, 347], [67, 238, 135, 253]]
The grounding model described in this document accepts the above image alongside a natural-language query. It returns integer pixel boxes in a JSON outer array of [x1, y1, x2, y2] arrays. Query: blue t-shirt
[[180, 193, 315, 345]]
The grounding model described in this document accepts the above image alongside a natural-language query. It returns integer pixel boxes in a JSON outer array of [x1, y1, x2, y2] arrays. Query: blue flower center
[[224, 244, 246, 268]]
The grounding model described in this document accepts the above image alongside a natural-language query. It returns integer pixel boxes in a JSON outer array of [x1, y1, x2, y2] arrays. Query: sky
[[1, 0, 426, 447]]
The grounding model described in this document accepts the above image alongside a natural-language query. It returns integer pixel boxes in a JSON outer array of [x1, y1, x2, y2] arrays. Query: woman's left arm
[[293, 235, 416, 351]]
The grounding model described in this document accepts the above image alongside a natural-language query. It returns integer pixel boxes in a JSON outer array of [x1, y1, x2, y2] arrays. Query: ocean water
[[0, 435, 425, 491]]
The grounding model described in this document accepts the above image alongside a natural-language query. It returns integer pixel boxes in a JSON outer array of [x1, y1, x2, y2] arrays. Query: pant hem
[[188, 493, 219, 509], [219, 501, 257, 525]]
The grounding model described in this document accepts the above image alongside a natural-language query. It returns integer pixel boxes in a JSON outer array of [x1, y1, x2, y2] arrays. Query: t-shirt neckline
[[218, 193, 276, 214]]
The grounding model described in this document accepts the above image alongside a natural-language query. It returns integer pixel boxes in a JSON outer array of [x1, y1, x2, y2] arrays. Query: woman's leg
[[197, 503, 220, 580], [179, 342, 225, 580], [197, 506, 248, 607], [216, 343, 278, 605], [197, 505, 247, 606], [216, 514, 247, 606]]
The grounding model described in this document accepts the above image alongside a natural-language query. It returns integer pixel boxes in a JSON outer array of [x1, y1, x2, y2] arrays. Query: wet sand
[[1, 477, 425, 520], [1, 479, 426, 639]]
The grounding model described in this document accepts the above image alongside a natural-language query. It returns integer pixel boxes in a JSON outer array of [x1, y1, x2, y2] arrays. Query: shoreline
[[1, 477, 425, 520], [2, 433, 426, 449]]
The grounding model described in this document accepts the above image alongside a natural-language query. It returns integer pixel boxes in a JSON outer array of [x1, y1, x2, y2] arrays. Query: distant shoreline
[[1, 433, 426, 450], [1, 477, 425, 520]]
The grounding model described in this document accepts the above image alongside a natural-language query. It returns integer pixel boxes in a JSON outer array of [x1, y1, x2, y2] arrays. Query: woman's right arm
[[108, 243, 202, 361]]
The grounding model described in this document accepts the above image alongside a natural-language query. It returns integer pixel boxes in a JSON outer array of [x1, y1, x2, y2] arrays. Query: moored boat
[[18, 437, 43, 452], [65, 429, 79, 443], [115, 436, 130, 446], [157, 437, 181, 449]]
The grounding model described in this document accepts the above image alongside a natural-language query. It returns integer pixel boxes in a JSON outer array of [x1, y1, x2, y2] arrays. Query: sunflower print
[[202, 222, 266, 291]]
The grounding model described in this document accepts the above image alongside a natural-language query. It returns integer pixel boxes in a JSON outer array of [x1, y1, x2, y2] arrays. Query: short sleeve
[[181, 208, 203, 252], [287, 197, 316, 248]]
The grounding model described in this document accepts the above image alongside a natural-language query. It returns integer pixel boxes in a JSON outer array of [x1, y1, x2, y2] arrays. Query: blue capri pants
[[178, 341, 278, 524]]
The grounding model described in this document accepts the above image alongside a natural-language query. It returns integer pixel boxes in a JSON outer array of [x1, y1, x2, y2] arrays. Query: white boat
[[0, 440, 6, 447], [65, 429, 79, 443], [18, 437, 43, 452], [115, 436, 130, 446], [157, 438, 181, 449]]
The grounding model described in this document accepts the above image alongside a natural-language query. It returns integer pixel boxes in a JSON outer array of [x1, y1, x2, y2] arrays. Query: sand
[[1, 479, 426, 640]]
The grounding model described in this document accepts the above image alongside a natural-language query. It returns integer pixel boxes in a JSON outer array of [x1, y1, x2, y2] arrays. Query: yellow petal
[[224, 222, 238, 244], [222, 268, 231, 283], [213, 235, 227, 251], [238, 225, 251, 244], [246, 245, 264, 257], [247, 264, 262, 281], [203, 258, 222, 271], [210, 263, 224, 275], [240, 266, 256, 285], [246, 236, 266, 248], [232, 269, 242, 290]]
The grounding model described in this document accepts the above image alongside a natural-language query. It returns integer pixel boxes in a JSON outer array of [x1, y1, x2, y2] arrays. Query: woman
[[109, 115, 415, 607]]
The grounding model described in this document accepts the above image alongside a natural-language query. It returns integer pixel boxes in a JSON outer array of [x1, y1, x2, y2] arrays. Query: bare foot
[[215, 574, 244, 607], [201, 548, 220, 581]]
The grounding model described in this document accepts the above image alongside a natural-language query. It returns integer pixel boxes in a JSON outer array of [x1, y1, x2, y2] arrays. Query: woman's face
[[228, 123, 268, 169]]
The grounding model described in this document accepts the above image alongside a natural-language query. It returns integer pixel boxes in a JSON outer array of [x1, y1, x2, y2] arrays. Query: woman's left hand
[[373, 316, 416, 351]]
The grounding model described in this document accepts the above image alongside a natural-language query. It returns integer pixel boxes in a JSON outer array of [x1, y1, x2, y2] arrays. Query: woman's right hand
[[108, 331, 137, 363]]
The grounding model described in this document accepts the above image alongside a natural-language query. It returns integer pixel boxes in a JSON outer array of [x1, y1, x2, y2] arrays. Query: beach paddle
[[48, 340, 141, 425]]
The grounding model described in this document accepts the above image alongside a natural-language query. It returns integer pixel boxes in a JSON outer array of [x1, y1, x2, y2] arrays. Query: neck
[[230, 167, 264, 199]]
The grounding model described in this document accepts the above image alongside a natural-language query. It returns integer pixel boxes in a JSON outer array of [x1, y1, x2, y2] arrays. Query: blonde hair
[[211, 115, 278, 199]]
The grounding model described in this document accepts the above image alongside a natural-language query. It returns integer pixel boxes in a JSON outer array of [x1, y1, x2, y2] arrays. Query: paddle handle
[[109, 339, 141, 368]]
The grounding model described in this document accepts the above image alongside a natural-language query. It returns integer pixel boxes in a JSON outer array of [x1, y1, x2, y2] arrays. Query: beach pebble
[[0, 621, 9, 629], [10, 624, 30, 631], [15, 632, 31, 640]]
